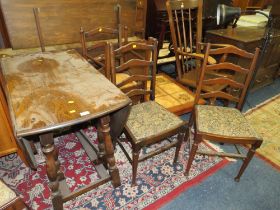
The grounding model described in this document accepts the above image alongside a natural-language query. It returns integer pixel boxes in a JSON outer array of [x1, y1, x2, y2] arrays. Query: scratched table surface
[[0, 49, 130, 137]]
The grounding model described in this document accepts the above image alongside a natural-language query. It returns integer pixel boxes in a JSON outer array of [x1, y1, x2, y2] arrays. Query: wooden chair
[[109, 38, 186, 186], [185, 43, 262, 182], [166, 0, 230, 92], [0, 180, 29, 210], [80, 25, 128, 78], [80, 4, 128, 79]]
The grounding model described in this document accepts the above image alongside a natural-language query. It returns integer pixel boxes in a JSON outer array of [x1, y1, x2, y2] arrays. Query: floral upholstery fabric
[[125, 101, 185, 143], [196, 105, 261, 139], [0, 180, 16, 206]]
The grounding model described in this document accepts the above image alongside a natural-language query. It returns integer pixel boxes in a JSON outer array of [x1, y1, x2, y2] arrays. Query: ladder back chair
[[166, 0, 230, 92], [80, 4, 128, 79], [185, 43, 262, 181], [80, 25, 128, 79], [109, 38, 186, 186], [111, 37, 157, 98]]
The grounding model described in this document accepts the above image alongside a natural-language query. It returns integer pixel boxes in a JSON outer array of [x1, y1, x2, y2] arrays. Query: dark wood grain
[[0, 6, 11, 48], [1, 49, 130, 137], [0, 0, 144, 49]]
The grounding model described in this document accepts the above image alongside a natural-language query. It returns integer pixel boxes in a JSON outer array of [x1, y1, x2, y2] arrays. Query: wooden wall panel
[[0, 6, 11, 48], [0, 0, 141, 49]]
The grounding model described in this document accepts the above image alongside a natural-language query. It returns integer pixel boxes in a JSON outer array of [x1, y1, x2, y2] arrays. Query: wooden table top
[[0, 49, 130, 137]]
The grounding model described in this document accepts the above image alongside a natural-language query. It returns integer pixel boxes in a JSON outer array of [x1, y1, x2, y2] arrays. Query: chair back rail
[[116, 60, 153, 74], [117, 75, 152, 88], [210, 46, 255, 58], [80, 4, 128, 79], [110, 37, 158, 103], [86, 41, 108, 52], [80, 26, 128, 57], [194, 43, 260, 109], [205, 63, 249, 74], [203, 77, 245, 89], [85, 27, 119, 37]]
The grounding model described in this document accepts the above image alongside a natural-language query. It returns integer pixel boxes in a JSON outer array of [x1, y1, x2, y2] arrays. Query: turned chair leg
[[132, 150, 140, 186], [184, 114, 194, 144], [183, 126, 190, 142], [234, 141, 262, 182], [184, 136, 200, 176], [174, 132, 184, 163]]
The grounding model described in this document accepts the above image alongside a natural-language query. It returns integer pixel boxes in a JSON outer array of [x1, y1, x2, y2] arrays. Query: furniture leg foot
[[40, 133, 63, 210], [185, 137, 199, 176], [235, 142, 261, 181], [174, 132, 184, 163], [132, 150, 140, 186], [234, 177, 240, 182]]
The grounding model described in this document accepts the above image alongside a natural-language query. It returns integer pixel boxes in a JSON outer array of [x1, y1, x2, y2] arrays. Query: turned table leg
[[99, 116, 121, 187], [95, 122, 107, 167], [40, 133, 63, 210]]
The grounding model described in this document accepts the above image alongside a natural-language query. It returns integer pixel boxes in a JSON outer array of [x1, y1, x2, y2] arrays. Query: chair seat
[[0, 180, 17, 206], [116, 73, 138, 89], [125, 101, 185, 143], [195, 105, 261, 139]]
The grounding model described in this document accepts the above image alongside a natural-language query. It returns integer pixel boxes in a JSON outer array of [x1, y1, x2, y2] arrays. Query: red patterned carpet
[[0, 126, 228, 209]]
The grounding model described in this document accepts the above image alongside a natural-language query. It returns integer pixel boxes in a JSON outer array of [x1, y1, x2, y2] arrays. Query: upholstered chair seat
[[195, 105, 261, 138], [125, 101, 185, 144], [0, 180, 28, 209], [0, 180, 17, 206]]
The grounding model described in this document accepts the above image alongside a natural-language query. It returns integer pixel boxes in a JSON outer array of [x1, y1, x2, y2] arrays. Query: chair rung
[[197, 150, 246, 159], [234, 144, 242, 154], [116, 140, 133, 163], [139, 141, 178, 162]]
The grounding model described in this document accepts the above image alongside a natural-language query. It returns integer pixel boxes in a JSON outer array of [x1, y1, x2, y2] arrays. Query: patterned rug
[[245, 94, 280, 169], [0, 127, 228, 209]]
